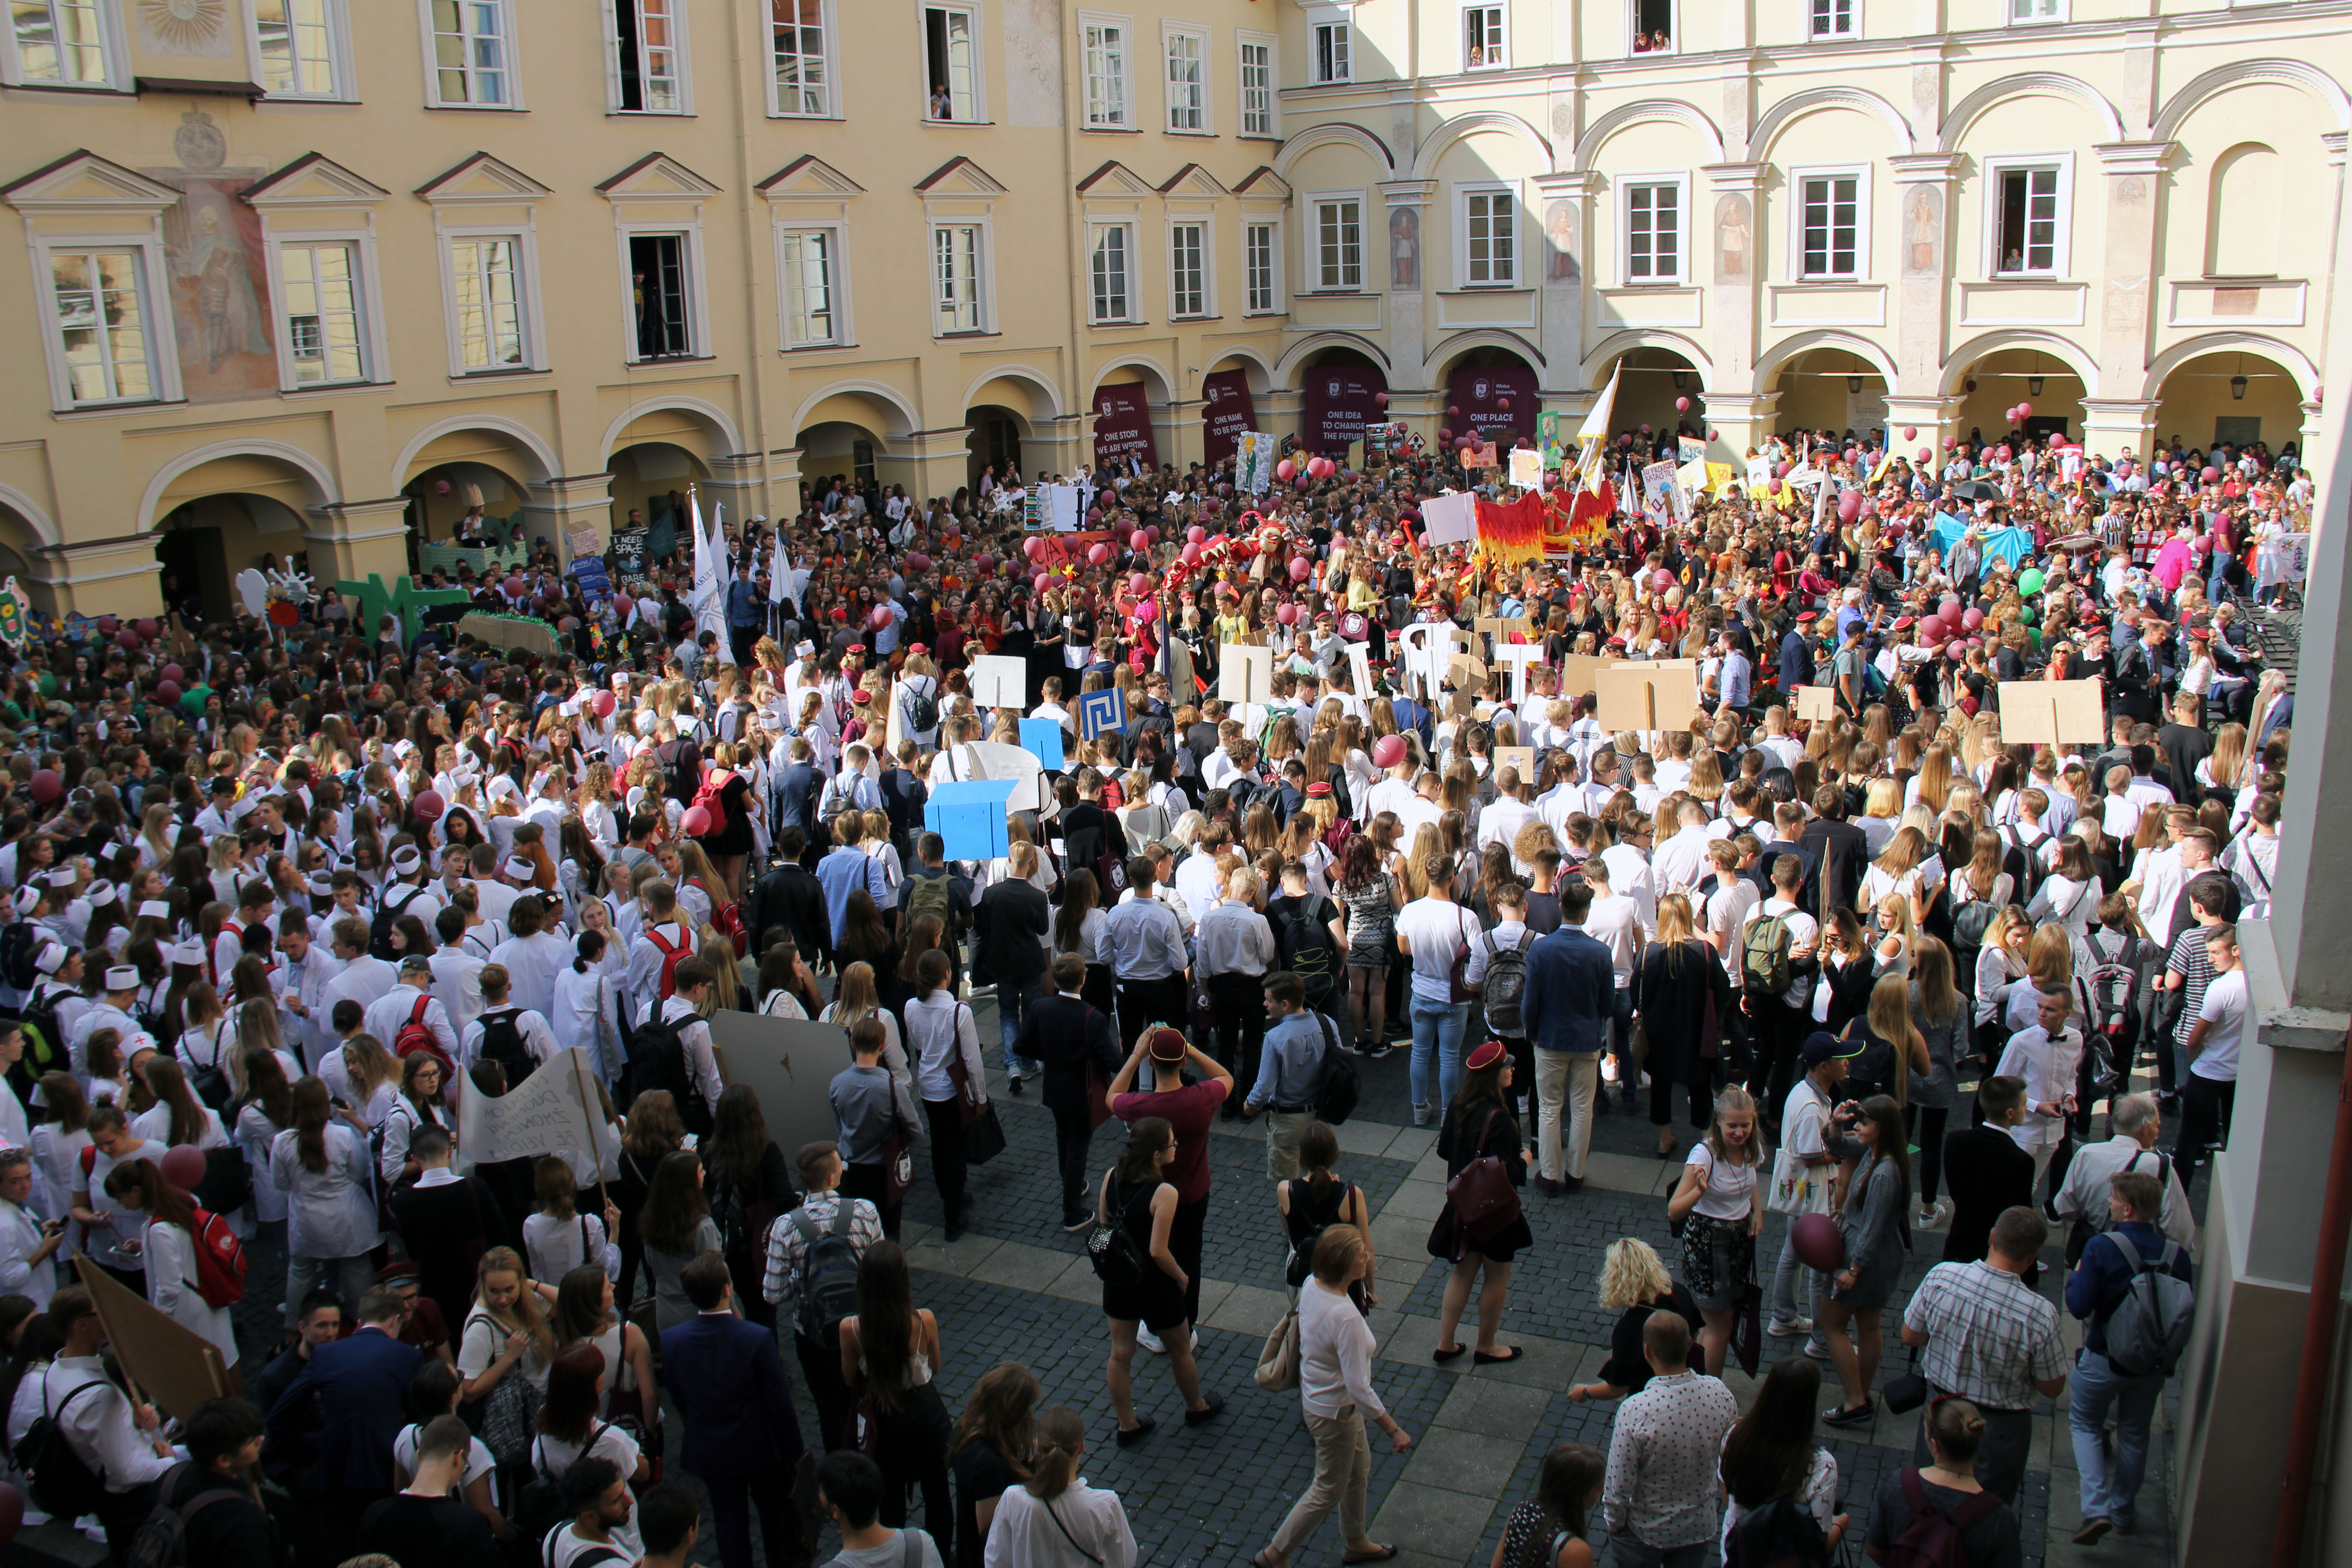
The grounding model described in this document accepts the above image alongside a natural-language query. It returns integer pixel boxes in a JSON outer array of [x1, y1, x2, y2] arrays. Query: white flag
[[1575, 367, 1621, 495], [456, 1048, 619, 1169], [691, 494, 728, 646]]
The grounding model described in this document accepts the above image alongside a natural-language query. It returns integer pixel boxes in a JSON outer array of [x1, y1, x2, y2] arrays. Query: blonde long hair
[[1596, 1237, 1673, 1311], [472, 1244, 556, 1362]]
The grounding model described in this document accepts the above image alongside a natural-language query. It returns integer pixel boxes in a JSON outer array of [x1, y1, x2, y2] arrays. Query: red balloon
[[593, 690, 617, 719], [1372, 735, 1408, 769], [681, 804, 714, 837], [1838, 490, 1862, 521], [135, 618, 158, 639], [1129, 573, 1150, 595], [1276, 603, 1300, 626], [116, 628, 141, 650], [1033, 573, 1049, 593], [906, 552, 932, 572], [1145, 525, 1161, 544], [1792, 1212, 1845, 1273], [1708, 429, 1719, 441], [159, 1143, 208, 1191], [1023, 537, 1043, 559], [975, 553, 996, 572], [1128, 529, 1149, 551], [161, 662, 185, 685], [1181, 542, 1202, 564], [867, 605, 891, 630], [413, 789, 446, 822], [28, 769, 59, 805], [1496, 397, 1511, 412], [1961, 608, 1985, 631], [1652, 569, 1674, 591], [1296, 474, 1313, 490], [612, 592, 634, 617], [1373, 392, 1389, 407], [1436, 428, 1453, 444], [1446, 405, 1460, 416], [1188, 525, 1207, 544], [1088, 543, 1112, 564], [155, 681, 180, 704], [1903, 426, 1917, 441], [1766, 478, 1784, 495], [1288, 556, 1311, 581], [1916, 446, 1931, 462], [2016, 402, 2032, 419], [1775, 461, 1793, 479], [1276, 459, 1296, 481], [1942, 436, 1957, 450], [1675, 397, 1690, 412]]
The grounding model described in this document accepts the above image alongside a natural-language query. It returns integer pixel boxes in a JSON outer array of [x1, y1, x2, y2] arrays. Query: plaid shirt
[[1902, 1260, 2067, 1411], [760, 1192, 882, 1329]]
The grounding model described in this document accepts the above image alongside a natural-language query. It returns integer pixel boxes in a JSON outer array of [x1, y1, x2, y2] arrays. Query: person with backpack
[[760, 1140, 881, 1453], [31, 1285, 177, 1566], [100, 1158, 240, 1370], [525, 1348, 649, 1551], [535, 1453, 637, 1568], [2063, 1168, 2193, 1547], [813, 1450, 943, 1568], [2053, 1093, 2195, 1255], [364, 954, 461, 1078], [463, 962, 559, 1084], [1241, 971, 1344, 1181], [1493, 1441, 1605, 1568], [1864, 1395, 2023, 1568], [1717, 1358, 1847, 1562], [150, 1396, 278, 1568], [1739, 853, 1821, 1126]]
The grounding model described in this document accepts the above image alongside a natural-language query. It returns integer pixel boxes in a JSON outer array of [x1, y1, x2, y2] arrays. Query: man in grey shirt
[[1242, 973, 1335, 1179], [827, 1020, 922, 1242]]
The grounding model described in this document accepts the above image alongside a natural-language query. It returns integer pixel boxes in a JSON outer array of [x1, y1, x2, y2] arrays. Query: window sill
[[782, 342, 858, 353], [1452, 282, 1524, 292], [935, 329, 1001, 340], [5, 81, 134, 98], [626, 353, 718, 366], [1081, 123, 1142, 133], [1241, 308, 1287, 318], [769, 110, 846, 122], [1238, 132, 1281, 143], [1990, 271, 2063, 283], [423, 102, 525, 112], [1303, 288, 1367, 296], [609, 108, 694, 118], [51, 397, 189, 420], [1787, 276, 1865, 286], [1309, 78, 1352, 88], [924, 117, 993, 127], [451, 365, 550, 382], [282, 379, 392, 398], [1164, 127, 1215, 137], [1088, 319, 1147, 329], [258, 93, 360, 107], [1171, 314, 1221, 323], [1612, 279, 1684, 290]]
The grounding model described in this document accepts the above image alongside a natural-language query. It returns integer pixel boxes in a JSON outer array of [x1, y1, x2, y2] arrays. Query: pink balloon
[[1446, 404, 1460, 416], [1838, 490, 1862, 521], [1373, 391, 1389, 407], [681, 804, 714, 837], [116, 628, 141, 651], [161, 662, 185, 685], [1707, 429, 1719, 441], [613, 593, 634, 617], [868, 606, 891, 630], [1129, 573, 1150, 595], [1792, 1212, 1844, 1272], [593, 690, 617, 718], [27, 769, 59, 805], [1996, 445, 2013, 462], [135, 618, 158, 638], [1276, 459, 1296, 481], [1675, 397, 1690, 412], [1619, 433, 1633, 447], [413, 789, 446, 822], [1288, 556, 1311, 581], [1181, 542, 1202, 564], [1652, 569, 1674, 591], [1917, 447, 1931, 462], [1296, 474, 1313, 490], [159, 1144, 208, 1191], [1088, 542, 1112, 564], [1133, 598, 1158, 622], [1023, 537, 1043, 559], [1145, 525, 1161, 544], [1188, 525, 1208, 544], [1961, 608, 1985, 631], [1276, 603, 1298, 625], [1034, 573, 1049, 593], [1942, 436, 1957, 450], [976, 553, 996, 572], [1129, 529, 1149, 551], [2200, 466, 2220, 484], [1437, 428, 1452, 444], [2016, 402, 2032, 419], [1766, 478, 1783, 495], [1903, 426, 1918, 441]]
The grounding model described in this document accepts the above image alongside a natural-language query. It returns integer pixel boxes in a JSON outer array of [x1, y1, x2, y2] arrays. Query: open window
[[1629, 0, 1672, 54], [922, 5, 978, 121], [1463, 5, 1504, 70], [628, 234, 691, 358], [1993, 165, 2063, 275]]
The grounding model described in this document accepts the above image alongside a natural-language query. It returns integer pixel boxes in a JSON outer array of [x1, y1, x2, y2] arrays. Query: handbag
[[1253, 1304, 1301, 1392], [1882, 1347, 1929, 1414], [1448, 909, 1478, 1004], [941, 1022, 1005, 1162], [1766, 1099, 1829, 1215], [882, 1107, 916, 1205], [1443, 1110, 1523, 1243]]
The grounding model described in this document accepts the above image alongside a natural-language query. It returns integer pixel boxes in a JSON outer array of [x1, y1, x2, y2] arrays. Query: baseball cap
[[1801, 1030, 1866, 1067]]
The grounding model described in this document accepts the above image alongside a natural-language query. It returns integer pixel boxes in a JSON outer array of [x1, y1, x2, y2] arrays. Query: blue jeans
[[2208, 551, 2234, 603], [2071, 1348, 2163, 1525], [1408, 995, 1470, 1109], [999, 976, 1045, 1079]]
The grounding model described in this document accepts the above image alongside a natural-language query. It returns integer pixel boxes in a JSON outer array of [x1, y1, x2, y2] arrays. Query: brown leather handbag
[[1444, 1109, 1523, 1242]]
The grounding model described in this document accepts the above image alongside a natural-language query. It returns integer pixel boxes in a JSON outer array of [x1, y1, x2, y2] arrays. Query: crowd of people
[[0, 411, 2300, 1568]]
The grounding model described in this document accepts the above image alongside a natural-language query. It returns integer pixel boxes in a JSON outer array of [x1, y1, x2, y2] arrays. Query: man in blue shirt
[[1243, 972, 1334, 1180], [724, 558, 764, 668], [2064, 1169, 2191, 1545], [1519, 878, 1615, 1194]]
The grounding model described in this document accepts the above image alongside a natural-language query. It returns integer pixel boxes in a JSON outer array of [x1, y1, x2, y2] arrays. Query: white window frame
[[617, 226, 704, 361], [1310, 193, 1365, 291], [1244, 219, 1282, 314], [2007, 0, 2065, 22], [2, 0, 126, 90], [921, 2, 985, 123], [1079, 12, 1132, 129], [1462, 3, 1506, 71], [1624, 0, 1676, 58], [1982, 154, 2073, 279], [1162, 23, 1208, 134], [1808, 0, 1857, 39], [1459, 184, 1518, 288], [1618, 175, 1685, 285], [248, 0, 353, 101], [441, 230, 538, 375], [1168, 219, 1212, 318], [28, 235, 176, 410], [416, 0, 523, 109], [1236, 32, 1276, 137], [1088, 221, 1137, 324], [1309, 19, 1350, 84], [268, 233, 384, 390], [1790, 164, 1868, 281], [603, 0, 690, 114], [768, 0, 836, 118], [930, 220, 993, 335], [774, 225, 847, 348]]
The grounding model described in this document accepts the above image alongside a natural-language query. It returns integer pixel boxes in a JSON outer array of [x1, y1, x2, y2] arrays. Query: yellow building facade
[[0, 0, 2344, 616]]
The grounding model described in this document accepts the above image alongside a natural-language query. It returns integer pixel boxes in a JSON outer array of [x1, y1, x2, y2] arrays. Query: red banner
[[1201, 369, 1256, 466], [1093, 384, 1159, 472], [1448, 363, 1538, 446], [1300, 366, 1387, 455]]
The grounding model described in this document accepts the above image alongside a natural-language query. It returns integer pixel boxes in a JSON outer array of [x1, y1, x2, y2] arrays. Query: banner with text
[[1448, 363, 1539, 446], [1301, 366, 1388, 455], [1201, 369, 1257, 466], [1093, 384, 1160, 471], [457, 1048, 621, 1168]]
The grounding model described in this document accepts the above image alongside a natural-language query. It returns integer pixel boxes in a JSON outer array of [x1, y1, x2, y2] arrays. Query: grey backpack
[[1480, 928, 1535, 1034], [2100, 1232, 2195, 1377]]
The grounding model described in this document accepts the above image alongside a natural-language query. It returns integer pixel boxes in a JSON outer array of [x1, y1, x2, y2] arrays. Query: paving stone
[[1378, 1180, 1454, 1222], [1206, 1282, 1294, 1339], [1434, 1377, 1555, 1436], [1405, 1425, 1532, 1496], [1369, 1480, 1506, 1559]]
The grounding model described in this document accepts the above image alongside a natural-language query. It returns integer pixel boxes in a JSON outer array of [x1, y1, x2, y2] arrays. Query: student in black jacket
[[1942, 1076, 2037, 1265], [167, 1397, 284, 1568], [747, 828, 830, 967], [972, 843, 1053, 1088], [1019, 953, 1126, 1229]]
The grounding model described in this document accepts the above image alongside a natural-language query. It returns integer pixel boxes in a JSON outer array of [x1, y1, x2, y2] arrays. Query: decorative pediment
[[1156, 163, 1229, 198], [413, 152, 552, 206], [757, 155, 863, 200], [596, 152, 722, 201], [241, 153, 389, 209], [1232, 166, 1293, 201], [1076, 160, 1155, 197], [915, 156, 1008, 196], [0, 151, 181, 217]]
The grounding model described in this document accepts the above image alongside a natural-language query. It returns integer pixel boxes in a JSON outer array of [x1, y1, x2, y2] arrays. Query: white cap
[[137, 900, 170, 919], [32, 944, 64, 975], [12, 888, 38, 917], [85, 880, 117, 908], [305, 874, 334, 897], [117, 1030, 157, 1059], [389, 847, 423, 875], [502, 856, 534, 881], [43, 869, 75, 889], [103, 965, 138, 992], [168, 941, 205, 966], [487, 776, 524, 803]]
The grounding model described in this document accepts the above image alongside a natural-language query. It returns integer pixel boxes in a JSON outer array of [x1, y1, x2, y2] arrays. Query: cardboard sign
[[926, 778, 1019, 861], [1596, 663, 1700, 734], [1420, 490, 1477, 546], [74, 1256, 232, 1423], [1791, 685, 1839, 723], [1019, 716, 1066, 770], [1508, 448, 1545, 489], [1493, 642, 1546, 703], [1475, 616, 1535, 642], [1345, 645, 1375, 703], [1996, 679, 2107, 745], [1218, 642, 1273, 705], [1077, 686, 1127, 740], [1446, 654, 1489, 692], [707, 1012, 857, 1162], [457, 1048, 620, 1168], [969, 654, 1027, 710], [1494, 745, 1538, 785], [1558, 654, 1611, 699]]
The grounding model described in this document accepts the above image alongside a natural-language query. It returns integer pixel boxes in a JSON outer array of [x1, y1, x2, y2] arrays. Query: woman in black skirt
[[1098, 1116, 1222, 1446], [1428, 1040, 1531, 1363]]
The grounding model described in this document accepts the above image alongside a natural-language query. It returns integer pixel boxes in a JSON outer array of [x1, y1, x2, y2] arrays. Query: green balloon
[[34, 673, 55, 697], [2018, 568, 2044, 596]]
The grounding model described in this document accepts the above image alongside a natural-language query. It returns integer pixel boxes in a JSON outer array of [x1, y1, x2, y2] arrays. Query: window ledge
[[1611, 280, 1685, 290], [609, 109, 695, 118], [1171, 314, 1221, 323], [1450, 283, 1524, 293], [924, 117, 994, 127], [782, 342, 858, 354], [257, 94, 360, 108], [423, 102, 526, 112], [935, 330, 1002, 340], [282, 379, 393, 398], [769, 111, 846, 122], [1164, 128, 1216, 137], [1786, 277, 1865, 287], [1237, 133, 1281, 143], [1088, 319, 1147, 329], [1303, 288, 1367, 297], [1990, 272, 2065, 283], [451, 366, 550, 382], [1081, 124, 1142, 133], [1241, 308, 1287, 318], [51, 397, 189, 420], [5, 81, 134, 98], [626, 354, 718, 366]]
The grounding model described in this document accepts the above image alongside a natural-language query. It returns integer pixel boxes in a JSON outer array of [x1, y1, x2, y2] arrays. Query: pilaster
[[305, 497, 413, 583], [1532, 171, 1598, 399], [892, 427, 977, 508], [1380, 180, 1436, 389], [1700, 392, 1780, 459], [1702, 164, 1766, 399], [2090, 142, 2175, 406], [1887, 154, 1964, 399], [519, 474, 618, 567], [38, 537, 165, 617], [2077, 398, 2159, 461]]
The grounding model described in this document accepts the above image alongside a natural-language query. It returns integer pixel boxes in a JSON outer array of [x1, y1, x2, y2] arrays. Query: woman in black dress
[[1098, 1116, 1221, 1444], [947, 1361, 1038, 1568], [699, 1085, 795, 1329], [1564, 1238, 1704, 1404], [1631, 893, 1730, 1157], [1427, 1040, 1531, 1364]]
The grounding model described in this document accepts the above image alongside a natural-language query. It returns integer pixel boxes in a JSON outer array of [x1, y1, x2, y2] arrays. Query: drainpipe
[[2274, 1021, 2352, 1567]]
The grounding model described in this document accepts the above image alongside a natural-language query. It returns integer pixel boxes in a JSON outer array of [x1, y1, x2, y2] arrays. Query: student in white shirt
[[103, 1158, 238, 1367], [0, 1148, 64, 1309], [902, 948, 986, 1242], [2177, 924, 2247, 1174], [651, 958, 727, 1134], [465, 963, 564, 1077], [1994, 985, 2083, 1202]]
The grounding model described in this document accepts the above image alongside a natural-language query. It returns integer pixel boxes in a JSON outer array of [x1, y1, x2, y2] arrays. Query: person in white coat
[[552, 931, 626, 1089], [428, 906, 489, 1041], [270, 1076, 383, 1333], [490, 890, 573, 1021], [103, 1157, 237, 1367], [362, 956, 461, 1067], [0, 1148, 64, 1309]]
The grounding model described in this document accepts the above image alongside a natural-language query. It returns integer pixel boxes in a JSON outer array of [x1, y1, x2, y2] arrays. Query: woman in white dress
[[103, 1157, 237, 1367], [270, 1076, 383, 1332], [552, 930, 627, 1089]]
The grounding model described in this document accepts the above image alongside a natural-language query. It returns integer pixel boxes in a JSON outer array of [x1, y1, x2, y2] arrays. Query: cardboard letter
[[1495, 745, 1538, 784], [969, 655, 1027, 710], [1996, 679, 2107, 745], [1558, 654, 1610, 699], [1792, 685, 1838, 723], [1019, 717, 1066, 770], [1219, 643, 1273, 705], [1493, 642, 1545, 704], [74, 1257, 230, 1423], [1596, 663, 1700, 735], [1077, 686, 1127, 740], [925, 778, 1019, 861]]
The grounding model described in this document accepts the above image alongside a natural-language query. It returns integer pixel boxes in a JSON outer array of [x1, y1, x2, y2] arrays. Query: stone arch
[[1572, 99, 1725, 171], [959, 366, 1065, 423], [1273, 122, 1396, 179], [2141, 333, 2318, 405], [1088, 356, 1177, 407], [391, 416, 557, 495], [1754, 331, 1898, 392], [139, 439, 340, 535], [1412, 110, 1553, 180], [0, 483, 61, 550], [1201, 346, 1277, 396], [1938, 74, 2124, 154], [1427, 330, 1546, 383], [1581, 330, 1715, 388], [2154, 59, 2352, 144], [1277, 333, 1391, 384], [1749, 87, 1917, 162], [788, 379, 921, 441], [1940, 331, 2102, 400], [598, 397, 744, 469]]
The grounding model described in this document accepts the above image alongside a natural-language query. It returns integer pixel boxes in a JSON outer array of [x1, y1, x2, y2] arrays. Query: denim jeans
[[1408, 995, 1470, 1110], [2071, 1348, 2165, 1526], [999, 975, 1045, 1079], [2208, 551, 2234, 603], [1769, 1225, 1828, 1353]]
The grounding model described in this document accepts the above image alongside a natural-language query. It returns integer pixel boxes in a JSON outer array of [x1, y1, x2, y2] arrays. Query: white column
[[1380, 179, 1435, 396], [1701, 163, 1766, 404]]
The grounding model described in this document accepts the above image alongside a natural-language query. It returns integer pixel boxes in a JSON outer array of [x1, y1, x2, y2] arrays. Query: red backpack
[[1882, 1468, 2002, 1568], [186, 1206, 247, 1308], [688, 769, 731, 837], [647, 926, 693, 999], [392, 994, 455, 1079]]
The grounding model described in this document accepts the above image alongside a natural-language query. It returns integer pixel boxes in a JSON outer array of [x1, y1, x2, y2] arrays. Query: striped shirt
[[1901, 1260, 2066, 1411], [760, 1193, 882, 1327]]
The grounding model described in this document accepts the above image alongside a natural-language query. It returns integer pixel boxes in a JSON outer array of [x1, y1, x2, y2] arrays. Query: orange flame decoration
[[1472, 493, 1550, 568]]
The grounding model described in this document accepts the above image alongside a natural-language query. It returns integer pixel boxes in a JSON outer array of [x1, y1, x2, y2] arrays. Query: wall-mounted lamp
[[1965, 378, 1978, 392], [2231, 374, 2249, 400], [1671, 370, 1689, 390]]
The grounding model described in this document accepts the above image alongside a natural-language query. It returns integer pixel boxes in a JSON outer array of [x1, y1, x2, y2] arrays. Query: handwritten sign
[[1596, 663, 1700, 734], [1791, 685, 1838, 723], [1494, 745, 1537, 785], [456, 1048, 618, 1168]]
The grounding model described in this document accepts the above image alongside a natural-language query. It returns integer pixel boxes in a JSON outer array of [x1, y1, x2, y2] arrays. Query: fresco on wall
[[1904, 186, 1943, 277], [1715, 194, 1750, 281], [1389, 207, 1419, 289], [153, 174, 277, 401], [1544, 200, 1580, 283]]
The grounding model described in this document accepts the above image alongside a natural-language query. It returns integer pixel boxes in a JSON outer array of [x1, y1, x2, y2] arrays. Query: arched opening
[[2154, 350, 2303, 454], [1295, 345, 1387, 456], [608, 441, 711, 555], [146, 450, 333, 616], [965, 405, 1029, 487], [2205, 143, 2282, 278], [397, 425, 553, 565], [0, 507, 53, 614], [1948, 349, 2087, 445], [1599, 346, 1706, 444], [799, 421, 885, 501], [1435, 344, 1540, 446], [794, 386, 916, 505], [1769, 348, 1888, 442]]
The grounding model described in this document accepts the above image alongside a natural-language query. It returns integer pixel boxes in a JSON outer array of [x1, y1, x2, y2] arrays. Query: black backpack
[[181, 1022, 235, 1112], [1310, 1013, 1358, 1126], [1084, 1176, 1148, 1289], [905, 678, 939, 735], [1480, 928, 1535, 1035], [15, 1373, 108, 1518], [0, 919, 39, 992], [1284, 1178, 1360, 1289], [476, 1007, 535, 1085], [514, 1424, 610, 1540], [369, 882, 422, 962], [791, 1205, 864, 1339], [626, 1013, 696, 1118], [1726, 1494, 1833, 1568], [18, 981, 72, 1079], [1275, 899, 1341, 1011], [127, 1463, 246, 1568], [2003, 828, 2053, 907]]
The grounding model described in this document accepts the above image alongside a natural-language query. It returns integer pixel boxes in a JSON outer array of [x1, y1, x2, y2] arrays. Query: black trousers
[[1054, 1104, 1096, 1224], [1906, 1104, 1950, 1205], [2178, 1073, 2237, 1171], [841, 1159, 901, 1241], [728, 623, 759, 669], [1207, 970, 1267, 1108], [1744, 998, 1803, 1125], [700, 1458, 804, 1568], [1116, 973, 1189, 1054], [795, 1325, 850, 1453], [922, 1097, 968, 1226], [1171, 1193, 1207, 1327], [96, 1483, 159, 1568]]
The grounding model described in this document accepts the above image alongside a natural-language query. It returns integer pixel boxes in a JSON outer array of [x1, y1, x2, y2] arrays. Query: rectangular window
[[627, 233, 691, 358], [2009, 0, 2063, 20], [923, 5, 977, 121], [934, 224, 982, 333], [1799, 173, 1859, 278], [1996, 167, 2060, 274], [429, 0, 509, 105], [1625, 181, 1679, 282], [255, 0, 336, 96], [1464, 5, 1503, 70], [1170, 223, 1206, 316], [612, 0, 681, 112], [1316, 199, 1362, 289], [778, 230, 835, 347], [11, 0, 109, 84], [1465, 191, 1515, 285], [451, 235, 525, 370], [1089, 225, 1130, 322], [1808, 0, 1855, 38], [1245, 222, 1277, 311], [1164, 29, 1203, 131], [1239, 38, 1273, 135], [771, 0, 828, 116], [279, 241, 366, 385], [1631, 0, 1671, 54], [1082, 20, 1127, 127], [49, 248, 152, 403], [1311, 21, 1349, 83]]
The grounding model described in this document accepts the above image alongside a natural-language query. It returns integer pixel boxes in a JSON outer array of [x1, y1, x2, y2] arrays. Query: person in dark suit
[[1020, 952, 1126, 1229], [748, 827, 831, 964], [1798, 785, 1872, 919], [387, 1126, 511, 1337], [660, 1251, 807, 1568], [773, 738, 823, 862], [1519, 878, 1618, 1194], [1942, 1076, 2037, 1265], [971, 841, 1053, 1088], [268, 1284, 422, 1558]]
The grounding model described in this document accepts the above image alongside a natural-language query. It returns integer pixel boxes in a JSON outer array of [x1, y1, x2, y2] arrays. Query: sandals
[[1474, 1345, 1525, 1365]]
